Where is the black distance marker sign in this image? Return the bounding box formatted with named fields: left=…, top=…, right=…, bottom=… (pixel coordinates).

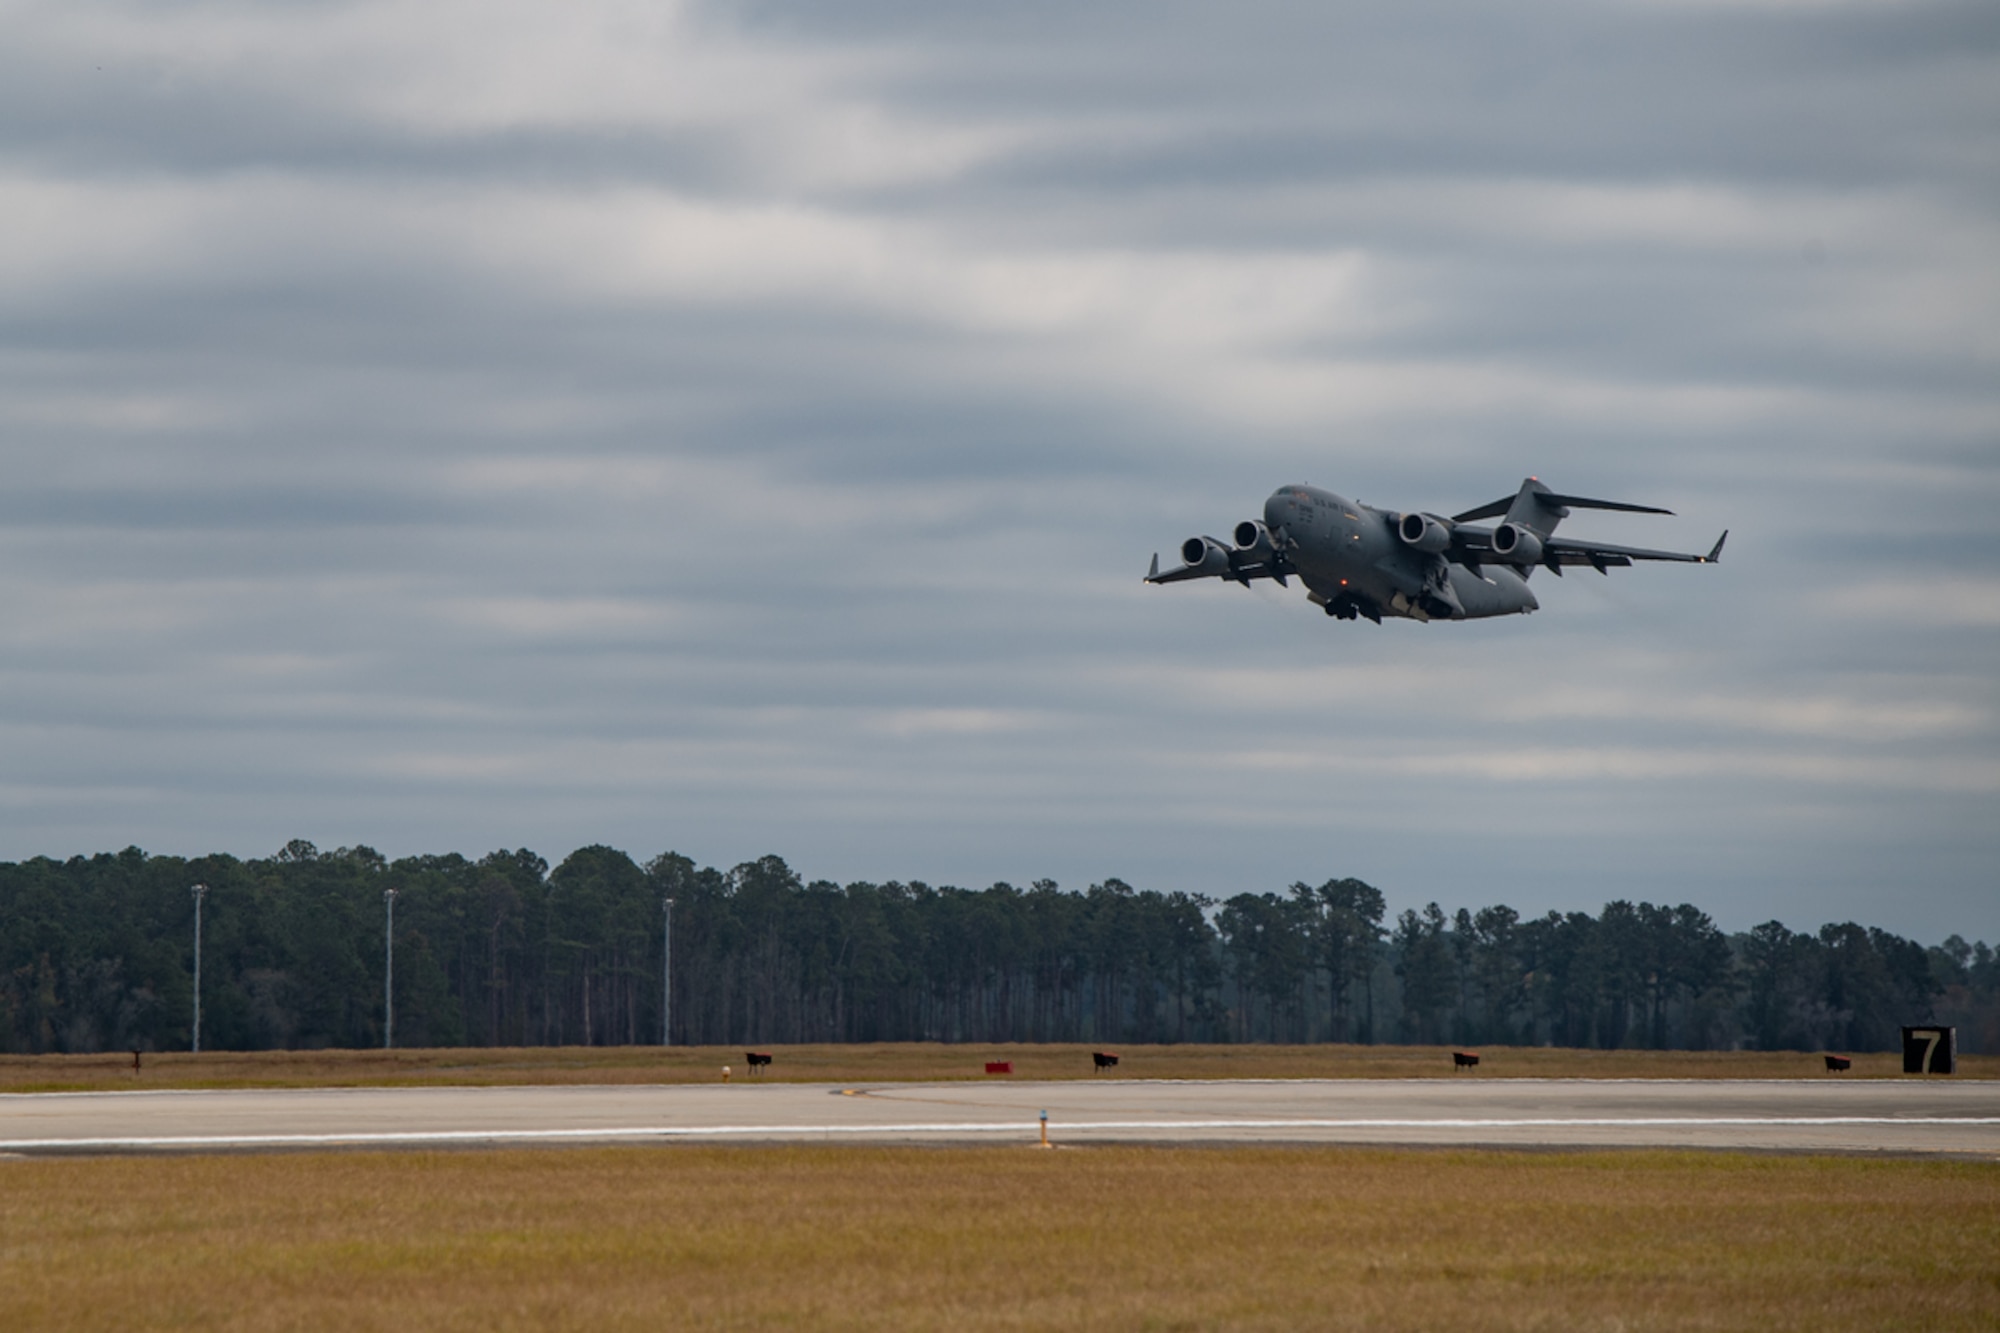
left=1901, top=1026, right=1956, bottom=1075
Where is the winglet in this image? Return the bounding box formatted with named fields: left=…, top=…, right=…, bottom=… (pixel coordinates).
left=1704, top=530, right=1728, bottom=563
left=1146, top=552, right=1160, bottom=582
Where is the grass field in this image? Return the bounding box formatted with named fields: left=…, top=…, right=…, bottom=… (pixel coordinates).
left=1, top=1145, right=1994, bottom=1330
left=5, top=1042, right=1991, bottom=1093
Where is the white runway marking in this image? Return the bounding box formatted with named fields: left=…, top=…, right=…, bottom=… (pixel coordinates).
left=7, top=1115, right=1999, bottom=1153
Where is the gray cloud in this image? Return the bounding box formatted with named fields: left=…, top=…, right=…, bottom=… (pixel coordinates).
left=2, top=0, right=1995, bottom=940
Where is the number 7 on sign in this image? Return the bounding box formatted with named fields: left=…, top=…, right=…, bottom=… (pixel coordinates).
left=1915, top=1029, right=1941, bottom=1074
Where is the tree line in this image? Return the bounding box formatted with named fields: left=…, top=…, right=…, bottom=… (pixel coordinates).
left=2, top=842, right=1994, bottom=1056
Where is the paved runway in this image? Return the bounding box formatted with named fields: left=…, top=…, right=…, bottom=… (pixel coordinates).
left=4, top=1078, right=1996, bottom=1156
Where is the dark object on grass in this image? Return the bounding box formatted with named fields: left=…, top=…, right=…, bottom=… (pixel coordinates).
left=131, top=1050, right=141, bottom=1073
left=985, top=1061, right=1012, bottom=1075
left=1452, top=1051, right=1480, bottom=1070
left=1824, top=1054, right=1851, bottom=1072
left=1092, top=1051, right=1120, bottom=1071
left=745, top=1052, right=772, bottom=1073
left=1901, top=1026, right=1955, bottom=1075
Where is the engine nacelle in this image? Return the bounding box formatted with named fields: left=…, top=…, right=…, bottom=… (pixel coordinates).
left=1398, top=512, right=1452, bottom=554
left=1179, top=536, right=1234, bottom=577
left=1491, top=522, right=1543, bottom=564
left=1233, top=520, right=1278, bottom=559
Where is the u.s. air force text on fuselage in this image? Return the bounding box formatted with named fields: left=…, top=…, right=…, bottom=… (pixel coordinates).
left=1147, top=477, right=1724, bottom=624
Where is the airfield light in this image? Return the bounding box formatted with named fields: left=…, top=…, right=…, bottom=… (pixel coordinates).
left=383, top=887, right=398, bottom=1049
left=662, top=897, right=676, bottom=1046
left=189, top=884, right=208, bottom=1054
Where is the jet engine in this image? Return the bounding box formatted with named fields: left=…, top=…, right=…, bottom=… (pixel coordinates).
left=1397, top=512, right=1452, bottom=553
left=1491, top=522, right=1543, bottom=564
left=1179, top=536, right=1234, bottom=577
left=1232, top=520, right=1278, bottom=560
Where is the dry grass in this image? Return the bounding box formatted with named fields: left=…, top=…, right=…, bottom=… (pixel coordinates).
left=5, top=1042, right=1988, bottom=1093
left=1, top=1145, right=1994, bottom=1330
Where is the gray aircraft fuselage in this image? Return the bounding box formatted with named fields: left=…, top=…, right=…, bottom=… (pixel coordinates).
left=1264, top=484, right=1537, bottom=622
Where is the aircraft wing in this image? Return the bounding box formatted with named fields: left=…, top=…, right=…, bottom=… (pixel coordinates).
left=1145, top=544, right=1293, bottom=586
left=1146, top=554, right=1218, bottom=584
left=1546, top=531, right=1726, bottom=567
left=1448, top=527, right=1726, bottom=573
left=1527, top=532, right=1727, bottom=574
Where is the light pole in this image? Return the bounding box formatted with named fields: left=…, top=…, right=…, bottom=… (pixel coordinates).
left=662, top=897, right=675, bottom=1046
left=383, top=887, right=398, bottom=1050
left=190, top=883, right=208, bottom=1054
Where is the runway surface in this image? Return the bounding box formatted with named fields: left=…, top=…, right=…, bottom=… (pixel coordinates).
left=4, top=1078, right=1996, bottom=1156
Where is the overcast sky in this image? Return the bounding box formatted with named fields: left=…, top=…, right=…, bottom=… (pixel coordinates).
left=3, top=0, right=1996, bottom=940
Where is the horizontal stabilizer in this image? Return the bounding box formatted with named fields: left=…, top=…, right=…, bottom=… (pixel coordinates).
left=1539, top=493, right=1673, bottom=516
left=1450, top=496, right=1514, bottom=523
left=1453, top=480, right=1673, bottom=526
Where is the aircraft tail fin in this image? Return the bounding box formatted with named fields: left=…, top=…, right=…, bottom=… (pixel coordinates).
left=1503, top=480, right=1568, bottom=536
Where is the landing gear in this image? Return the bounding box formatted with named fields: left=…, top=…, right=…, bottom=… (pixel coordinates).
left=1321, top=594, right=1381, bottom=624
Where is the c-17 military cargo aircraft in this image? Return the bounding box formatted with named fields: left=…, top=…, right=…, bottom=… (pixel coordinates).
left=1147, top=476, right=1724, bottom=623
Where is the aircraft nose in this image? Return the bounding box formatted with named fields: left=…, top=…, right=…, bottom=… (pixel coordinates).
left=1264, top=491, right=1289, bottom=529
